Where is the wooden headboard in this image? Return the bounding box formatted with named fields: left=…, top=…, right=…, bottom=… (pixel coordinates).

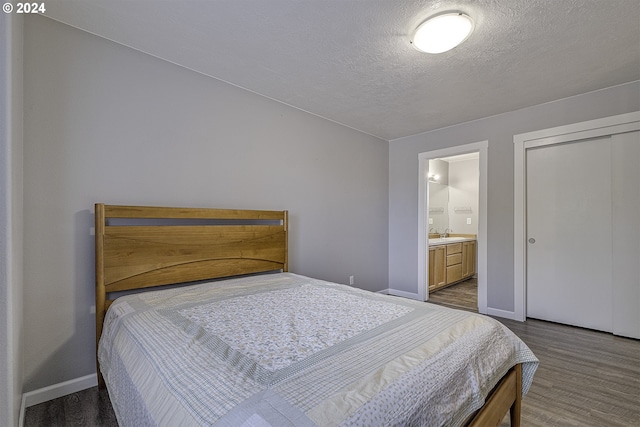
left=94, top=204, right=288, bottom=384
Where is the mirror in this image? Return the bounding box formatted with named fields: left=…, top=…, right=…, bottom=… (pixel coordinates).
left=428, top=181, right=448, bottom=234
left=427, top=154, right=479, bottom=236
left=428, top=158, right=450, bottom=235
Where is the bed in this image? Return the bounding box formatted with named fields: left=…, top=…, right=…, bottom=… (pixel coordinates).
left=95, top=204, right=537, bottom=427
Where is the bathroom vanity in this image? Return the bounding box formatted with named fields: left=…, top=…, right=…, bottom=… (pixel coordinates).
left=428, top=236, right=476, bottom=292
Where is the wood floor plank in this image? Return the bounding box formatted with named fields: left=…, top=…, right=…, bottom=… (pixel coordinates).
left=25, top=387, right=117, bottom=427
left=428, top=278, right=478, bottom=311
left=24, top=396, right=67, bottom=426
left=497, top=318, right=640, bottom=427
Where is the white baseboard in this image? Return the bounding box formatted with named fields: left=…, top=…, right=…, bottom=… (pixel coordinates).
left=376, top=289, right=389, bottom=294
left=387, top=289, right=421, bottom=301
left=486, top=307, right=519, bottom=320
left=18, top=396, right=25, bottom=427
left=21, top=373, right=98, bottom=409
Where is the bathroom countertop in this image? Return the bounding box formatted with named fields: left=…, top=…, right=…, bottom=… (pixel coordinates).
left=428, top=236, right=476, bottom=246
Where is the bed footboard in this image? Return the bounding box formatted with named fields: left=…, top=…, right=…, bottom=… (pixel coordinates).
left=466, top=363, right=522, bottom=427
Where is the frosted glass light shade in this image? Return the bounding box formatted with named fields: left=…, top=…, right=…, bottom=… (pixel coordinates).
left=412, top=12, right=474, bottom=54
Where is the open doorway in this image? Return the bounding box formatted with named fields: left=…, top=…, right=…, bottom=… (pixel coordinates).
left=427, top=153, right=479, bottom=311
left=417, top=141, right=488, bottom=314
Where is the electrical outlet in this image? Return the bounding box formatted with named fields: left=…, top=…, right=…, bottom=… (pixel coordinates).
left=429, top=218, right=433, bottom=224
left=90, top=305, right=96, bottom=314
left=349, top=276, right=354, bottom=285
left=467, top=218, right=472, bottom=225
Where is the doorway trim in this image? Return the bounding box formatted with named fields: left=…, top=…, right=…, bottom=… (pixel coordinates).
left=513, top=111, right=640, bottom=321
left=418, top=141, right=488, bottom=314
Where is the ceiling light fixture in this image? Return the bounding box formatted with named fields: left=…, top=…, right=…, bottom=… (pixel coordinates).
left=411, top=12, right=474, bottom=54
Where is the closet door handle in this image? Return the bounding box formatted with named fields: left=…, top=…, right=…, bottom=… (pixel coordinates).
left=528, top=238, right=536, bottom=244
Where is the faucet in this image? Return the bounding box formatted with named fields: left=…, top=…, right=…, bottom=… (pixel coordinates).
left=442, top=228, right=451, bottom=238
left=429, top=228, right=436, bottom=235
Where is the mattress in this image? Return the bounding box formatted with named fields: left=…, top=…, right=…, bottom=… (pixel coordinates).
left=98, top=273, right=538, bottom=426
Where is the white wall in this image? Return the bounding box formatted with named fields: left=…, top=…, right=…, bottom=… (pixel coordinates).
left=389, top=81, right=640, bottom=312
left=0, top=12, right=24, bottom=427
left=22, top=15, right=389, bottom=391
left=447, top=159, right=478, bottom=235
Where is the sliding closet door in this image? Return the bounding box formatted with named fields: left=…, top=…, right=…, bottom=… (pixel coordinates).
left=612, top=131, right=640, bottom=339
left=526, top=137, right=613, bottom=332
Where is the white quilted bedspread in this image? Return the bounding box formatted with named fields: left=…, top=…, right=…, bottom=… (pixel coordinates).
left=99, top=273, right=538, bottom=427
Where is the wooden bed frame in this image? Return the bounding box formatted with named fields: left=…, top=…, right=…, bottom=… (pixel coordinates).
left=94, top=204, right=521, bottom=427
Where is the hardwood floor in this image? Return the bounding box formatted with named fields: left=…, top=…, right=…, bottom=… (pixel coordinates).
left=25, top=316, right=639, bottom=427
left=428, top=278, right=478, bottom=312
left=24, top=385, right=117, bottom=426
left=497, top=318, right=640, bottom=427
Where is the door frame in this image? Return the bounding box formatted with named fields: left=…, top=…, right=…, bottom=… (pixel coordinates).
left=513, top=111, right=640, bottom=321
left=418, top=141, right=488, bottom=315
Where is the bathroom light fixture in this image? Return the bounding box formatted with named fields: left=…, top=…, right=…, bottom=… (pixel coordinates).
left=411, top=12, right=474, bottom=54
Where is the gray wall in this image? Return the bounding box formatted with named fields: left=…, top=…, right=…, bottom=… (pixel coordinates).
left=389, top=81, right=640, bottom=311
left=23, top=15, right=389, bottom=391
left=0, top=12, right=24, bottom=427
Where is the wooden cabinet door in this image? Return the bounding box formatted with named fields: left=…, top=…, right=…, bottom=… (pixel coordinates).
left=428, top=248, right=436, bottom=290
left=468, top=241, right=476, bottom=277
left=462, top=242, right=470, bottom=278
left=462, top=241, right=476, bottom=278
left=435, top=246, right=446, bottom=288
left=429, top=246, right=446, bottom=290
left=446, top=264, right=462, bottom=284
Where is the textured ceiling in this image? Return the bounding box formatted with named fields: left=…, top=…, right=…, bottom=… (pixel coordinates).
left=42, top=0, right=640, bottom=140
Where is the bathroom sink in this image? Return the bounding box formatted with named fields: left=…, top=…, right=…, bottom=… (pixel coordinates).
left=428, top=237, right=471, bottom=245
